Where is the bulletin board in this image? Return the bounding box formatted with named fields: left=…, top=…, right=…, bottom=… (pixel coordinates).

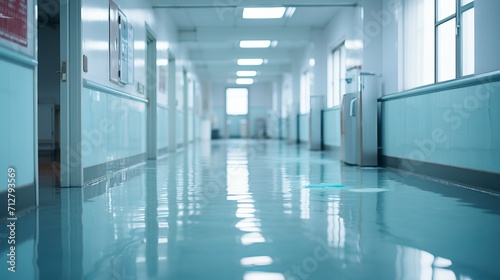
left=109, top=0, right=120, bottom=84
left=127, top=24, right=134, bottom=84
left=109, top=0, right=134, bottom=85
left=118, top=9, right=128, bottom=84
left=0, top=0, right=28, bottom=47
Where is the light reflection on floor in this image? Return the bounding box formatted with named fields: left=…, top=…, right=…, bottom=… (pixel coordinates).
left=1, top=139, right=500, bottom=280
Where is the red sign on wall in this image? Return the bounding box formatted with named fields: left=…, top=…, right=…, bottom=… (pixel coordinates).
left=0, top=0, right=28, bottom=47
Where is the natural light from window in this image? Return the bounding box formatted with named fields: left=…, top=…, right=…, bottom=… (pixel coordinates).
left=226, top=88, right=248, bottom=115
left=461, top=7, right=474, bottom=76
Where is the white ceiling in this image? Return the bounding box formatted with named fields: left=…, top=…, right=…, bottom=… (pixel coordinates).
left=152, top=0, right=359, bottom=84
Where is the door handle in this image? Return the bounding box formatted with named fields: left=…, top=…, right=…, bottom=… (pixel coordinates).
left=349, top=97, right=357, bottom=117
left=58, top=61, right=67, bottom=82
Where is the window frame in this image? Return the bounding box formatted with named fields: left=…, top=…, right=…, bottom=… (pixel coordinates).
left=328, top=42, right=346, bottom=108
left=434, top=0, right=474, bottom=82
left=300, top=70, right=313, bottom=114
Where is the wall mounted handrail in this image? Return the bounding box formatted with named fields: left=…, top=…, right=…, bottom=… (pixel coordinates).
left=83, top=79, right=148, bottom=103
left=379, top=70, right=500, bottom=102
left=322, top=106, right=341, bottom=112
left=157, top=103, right=168, bottom=109
left=0, top=46, right=37, bottom=68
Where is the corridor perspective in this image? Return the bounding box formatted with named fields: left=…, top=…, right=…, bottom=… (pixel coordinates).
left=2, top=139, right=500, bottom=280
left=1, top=0, right=500, bottom=279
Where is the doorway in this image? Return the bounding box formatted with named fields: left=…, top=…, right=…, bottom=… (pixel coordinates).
left=168, top=52, right=177, bottom=151
left=225, top=88, right=249, bottom=138
left=36, top=1, right=67, bottom=278
left=37, top=0, right=62, bottom=187
left=146, top=28, right=157, bottom=159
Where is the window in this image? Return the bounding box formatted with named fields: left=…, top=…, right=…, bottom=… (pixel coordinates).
left=460, top=1, right=474, bottom=76
left=403, top=0, right=435, bottom=89
left=281, top=74, right=292, bottom=118
left=188, top=80, right=194, bottom=109
left=300, top=71, right=313, bottom=114
left=328, top=43, right=346, bottom=108
left=435, top=0, right=474, bottom=81
left=226, top=88, right=248, bottom=115
left=403, top=0, right=474, bottom=88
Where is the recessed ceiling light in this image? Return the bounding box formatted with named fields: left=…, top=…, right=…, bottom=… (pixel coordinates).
left=237, top=71, right=257, bottom=77
left=270, top=41, right=278, bottom=48
left=240, top=40, right=271, bottom=48
left=237, top=59, right=264, bottom=66
left=242, top=7, right=286, bottom=19
left=236, top=78, right=254, bottom=85
left=285, top=7, right=296, bottom=18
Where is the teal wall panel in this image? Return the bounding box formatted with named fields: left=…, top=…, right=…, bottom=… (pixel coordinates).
left=194, top=115, right=200, bottom=140
left=322, top=109, right=341, bottom=147
left=227, top=115, right=247, bottom=138
left=176, top=110, right=183, bottom=145
left=212, top=108, right=225, bottom=137
left=299, top=114, right=309, bottom=143
left=157, top=106, right=168, bottom=150
left=188, top=109, right=194, bottom=141
left=0, top=59, right=35, bottom=192
left=249, top=107, right=268, bottom=138
left=81, top=88, right=147, bottom=168
left=381, top=80, right=500, bottom=174
left=280, top=117, right=288, bottom=139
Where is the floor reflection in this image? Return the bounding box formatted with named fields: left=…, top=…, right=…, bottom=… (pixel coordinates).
left=1, top=140, right=500, bottom=280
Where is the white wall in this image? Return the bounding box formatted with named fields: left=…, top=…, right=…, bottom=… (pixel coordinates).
left=81, top=0, right=191, bottom=96
left=287, top=6, right=363, bottom=145
left=381, top=0, right=402, bottom=95
left=281, top=73, right=292, bottom=118
left=325, top=7, right=363, bottom=69
left=249, top=82, right=273, bottom=137
left=312, top=29, right=328, bottom=99
left=361, top=0, right=383, bottom=76
left=475, top=0, right=500, bottom=75
left=267, top=79, right=281, bottom=138
left=79, top=0, right=200, bottom=169
left=281, top=73, right=293, bottom=140
left=210, top=82, right=273, bottom=138
left=210, top=83, right=225, bottom=136
left=249, top=82, right=273, bottom=108
left=285, top=49, right=306, bottom=143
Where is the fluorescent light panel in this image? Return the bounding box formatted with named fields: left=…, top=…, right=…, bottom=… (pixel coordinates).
left=236, top=78, right=254, bottom=85
left=285, top=7, right=296, bottom=18
left=240, top=40, right=271, bottom=48
left=237, top=59, right=264, bottom=65
left=242, top=7, right=286, bottom=19
left=237, top=71, right=257, bottom=77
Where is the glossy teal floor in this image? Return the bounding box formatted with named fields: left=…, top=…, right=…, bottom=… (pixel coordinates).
left=2, top=139, right=500, bottom=280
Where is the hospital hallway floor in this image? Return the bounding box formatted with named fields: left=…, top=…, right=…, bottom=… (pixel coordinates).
left=2, top=139, right=500, bottom=280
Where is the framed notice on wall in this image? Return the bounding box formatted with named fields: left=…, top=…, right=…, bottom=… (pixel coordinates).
left=118, top=9, right=128, bottom=85
left=109, top=0, right=120, bottom=84
left=0, top=0, right=28, bottom=47
left=127, top=24, right=134, bottom=84
left=109, top=0, right=134, bottom=85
